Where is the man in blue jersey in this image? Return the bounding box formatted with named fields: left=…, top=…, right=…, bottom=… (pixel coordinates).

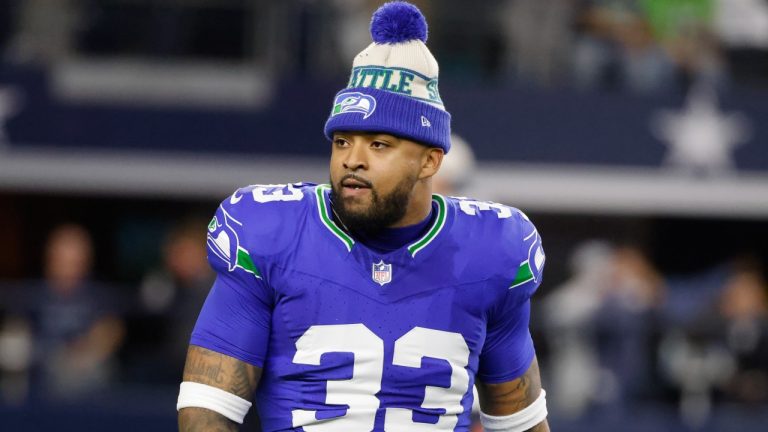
left=177, top=2, right=549, bottom=431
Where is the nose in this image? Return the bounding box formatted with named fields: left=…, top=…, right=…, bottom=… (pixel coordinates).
left=342, top=140, right=368, bottom=171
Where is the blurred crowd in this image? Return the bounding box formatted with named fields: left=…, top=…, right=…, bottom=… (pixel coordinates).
left=0, top=0, right=767, bottom=94
left=541, top=241, right=768, bottom=428
left=0, top=220, right=213, bottom=408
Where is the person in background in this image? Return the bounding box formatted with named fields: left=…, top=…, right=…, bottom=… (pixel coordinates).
left=572, top=0, right=677, bottom=94
left=545, top=241, right=667, bottom=417
left=31, top=223, right=125, bottom=401
left=498, top=0, right=575, bottom=86
left=4, top=0, right=83, bottom=64
left=716, top=264, right=768, bottom=405
left=432, top=133, right=477, bottom=197
left=659, top=260, right=767, bottom=427
left=138, top=220, right=214, bottom=383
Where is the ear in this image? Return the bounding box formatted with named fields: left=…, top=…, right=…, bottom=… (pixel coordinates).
left=419, top=147, right=444, bottom=180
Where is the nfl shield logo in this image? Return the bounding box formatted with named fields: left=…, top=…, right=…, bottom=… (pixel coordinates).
left=372, top=260, right=392, bottom=286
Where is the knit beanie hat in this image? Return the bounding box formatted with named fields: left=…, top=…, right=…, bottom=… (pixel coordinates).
left=324, top=1, right=451, bottom=153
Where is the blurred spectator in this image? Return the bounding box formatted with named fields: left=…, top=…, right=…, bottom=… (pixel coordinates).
left=498, top=0, right=575, bottom=86
left=571, top=0, right=731, bottom=94
left=717, top=265, right=768, bottom=404
left=328, top=0, right=381, bottom=68
left=642, top=0, right=727, bottom=90
left=592, top=245, right=667, bottom=407
left=432, top=133, right=477, bottom=196
left=4, top=0, right=83, bottom=64
left=658, top=261, right=768, bottom=427
left=715, top=0, right=768, bottom=48
left=543, top=241, right=611, bottom=416
left=658, top=328, right=734, bottom=428
left=0, top=315, right=32, bottom=405
left=715, top=0, right=768, bottom=85
left=137, top=219, right=213, bottom=383
left=572, top=1, right=677, bottom=94
left=0, top=86, right=22, bottom=147
left=317, top=0, right=432, bottom=77
left=31, top=224, right=125, bottom=401
left=544, top=241, right=667, bottom=417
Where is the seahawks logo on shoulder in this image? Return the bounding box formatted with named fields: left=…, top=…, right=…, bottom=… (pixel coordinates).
left=332, top=92, right=377, bottom=119
left=510, top=226, right=545, bottom=290
left=207, top=209, right=261, bottom=278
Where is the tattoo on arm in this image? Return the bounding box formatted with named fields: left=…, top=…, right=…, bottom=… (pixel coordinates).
left=178, top=345, right=262, bottom=431
left=476, top=356, right=550, bottom=432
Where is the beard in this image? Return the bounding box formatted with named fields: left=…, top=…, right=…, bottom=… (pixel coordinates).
left=330, top=174, right=417, bottom=234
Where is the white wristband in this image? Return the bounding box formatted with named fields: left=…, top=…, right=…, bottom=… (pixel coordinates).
left=480, top=389, right=547, bottom=432
left=177, top=381, right=252, bottom=424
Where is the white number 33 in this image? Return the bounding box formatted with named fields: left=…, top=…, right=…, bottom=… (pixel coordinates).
left=292, top=324, right=470, bottom=431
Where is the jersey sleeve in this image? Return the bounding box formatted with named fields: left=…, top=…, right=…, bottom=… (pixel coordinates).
left=189, top=196, right=274, bottom=368
left=477, top=299, right=534, bottom=383
left=477, top=210, right=545, bottom=383
left=506, top=210, right=545, bottom=304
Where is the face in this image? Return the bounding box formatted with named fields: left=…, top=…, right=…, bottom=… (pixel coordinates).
left=44, top=225, right=93, bottom=294
left=329, top=132, right=438, bottom=233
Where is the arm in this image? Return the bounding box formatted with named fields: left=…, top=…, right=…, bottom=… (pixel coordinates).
left=178, top=193, right=276, bottom=430
left=476, top=356, right=549, bottom=432
left=64, top=315, right=125, bottom=370
left=178, top=345, right=262, bottom=432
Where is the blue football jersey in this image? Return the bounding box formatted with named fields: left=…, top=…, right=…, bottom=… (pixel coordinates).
left=191, top=183, right=545, bottom=432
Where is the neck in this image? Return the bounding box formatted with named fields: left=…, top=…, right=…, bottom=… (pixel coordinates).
left=353, top=205, right=435, bottom=254
left=390, top=181, right=433, bottom=228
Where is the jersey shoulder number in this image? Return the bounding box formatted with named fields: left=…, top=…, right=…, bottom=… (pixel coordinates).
left=447, top=196, right=545, bottom=296
left=207, top=182, right=315, bottom=275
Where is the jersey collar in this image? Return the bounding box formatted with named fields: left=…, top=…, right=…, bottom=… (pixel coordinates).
left=314, top=184, right=448, bottom=258
left=315, top=184, right=354, bottom=251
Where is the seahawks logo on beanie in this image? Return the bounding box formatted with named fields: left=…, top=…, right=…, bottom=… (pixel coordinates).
left=333, top=92, right=377, bottom=119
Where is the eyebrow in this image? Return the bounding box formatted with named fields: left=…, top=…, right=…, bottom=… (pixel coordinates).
left=334, top=132, right=399, bottom=144
left=371, top=134, right=398, bottom=144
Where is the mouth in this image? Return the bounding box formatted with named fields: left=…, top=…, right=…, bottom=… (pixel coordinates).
left=339, top=175, right=372, bottom=199
left=341, top=175, right=372, bottom=190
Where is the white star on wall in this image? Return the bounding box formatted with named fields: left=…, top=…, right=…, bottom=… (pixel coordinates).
left=651, top=84, right=751, bottom=175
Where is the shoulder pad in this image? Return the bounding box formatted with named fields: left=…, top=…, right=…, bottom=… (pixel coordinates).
left=447, top=196, right=545, bottom=300
left=207, top=183, right=315, bottom=271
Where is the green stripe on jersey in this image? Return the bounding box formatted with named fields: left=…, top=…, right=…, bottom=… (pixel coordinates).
left=407, top=194, right=447, bottom=257
left=315, top=185, right=354, bottom=251
left=236, top=247, right=262, bottom=278
left=510, top=261, right=533, bottom=289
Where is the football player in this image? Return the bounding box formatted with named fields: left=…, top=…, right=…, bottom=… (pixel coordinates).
left=178, top=2, right=549, bottom=431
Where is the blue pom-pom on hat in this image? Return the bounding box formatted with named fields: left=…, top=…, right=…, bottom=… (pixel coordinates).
left=370, top=1, right=428, bottom=44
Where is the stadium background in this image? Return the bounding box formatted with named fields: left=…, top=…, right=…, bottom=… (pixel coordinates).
left=0, top=1, right=767, bottom=431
